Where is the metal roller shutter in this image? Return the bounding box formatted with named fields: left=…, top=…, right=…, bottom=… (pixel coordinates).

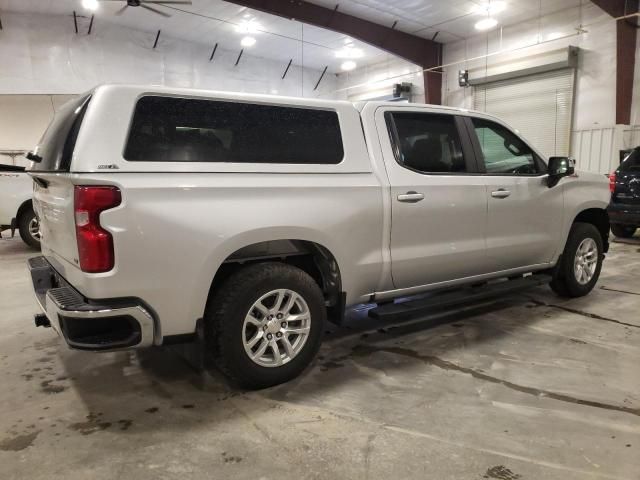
left=473, top=69, right=575, bottom=158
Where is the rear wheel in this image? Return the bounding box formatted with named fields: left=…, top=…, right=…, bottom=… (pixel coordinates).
left=550, top=222, right=603, bottom=298
left=205, top=262, right=325, bottom=389
left=18, top=205, right=41, bottom=250
left=611, top=224, right=637, bottom=238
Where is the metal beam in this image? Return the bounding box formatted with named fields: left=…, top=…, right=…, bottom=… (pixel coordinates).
left=591, top=0, right=639, bottom=125
left=223, top=0, right=442, bottom=104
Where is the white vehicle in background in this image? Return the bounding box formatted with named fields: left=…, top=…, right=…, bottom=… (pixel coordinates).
left=0, top=164, right=40, bottom=249
left=28, top=85, right=610, bottom=389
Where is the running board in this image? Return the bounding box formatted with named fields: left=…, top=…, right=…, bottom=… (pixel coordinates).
left=368, top=274, right=552, bottom=320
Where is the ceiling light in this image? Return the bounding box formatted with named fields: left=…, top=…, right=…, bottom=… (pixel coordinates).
left=335, top=46, right=364, bottom=59
left=341, top=61, right=357, bottom=71
left=235, top=20, right=261, bottom=34
left=475, top=18, right=499, bottom=31
left=471, top=1, right=506, bottom=15
left=240, top=36, right=256, bottom=47
left=270, top=89, right=279, bottom=94
left=82, top=0, right=98, bottom=11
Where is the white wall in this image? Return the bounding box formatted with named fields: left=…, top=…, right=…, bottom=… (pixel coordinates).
left=443, top=2, right=617, bottom=132
left=0, top=12, right=337, bottom=98
left=0, top=94, right=75, bottom=166
left=442, top=1, right=640, bottom=172
left=0, top=11, right=340, bottom=166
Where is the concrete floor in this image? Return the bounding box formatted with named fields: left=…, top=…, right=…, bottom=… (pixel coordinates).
left=0, top=234, right=639, bottom=480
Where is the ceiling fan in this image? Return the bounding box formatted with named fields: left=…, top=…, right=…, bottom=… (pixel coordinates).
left=98, top=0, right=193, bottom=18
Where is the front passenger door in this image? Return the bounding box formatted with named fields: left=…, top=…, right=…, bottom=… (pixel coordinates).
left=467, top=117, right=564, bottom=272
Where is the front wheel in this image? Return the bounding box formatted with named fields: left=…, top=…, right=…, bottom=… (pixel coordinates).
left=205, top=262, right=325, bottom=389
left=550, top=222, right=603, bottom=298
left=18, top=205, right=41, bottom=250
left=611, top=224, right=637, bottom=238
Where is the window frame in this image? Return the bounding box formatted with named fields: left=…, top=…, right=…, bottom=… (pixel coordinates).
left=384, top=111, right=481, bottom=176
left=463, top=116, right=548, bottom=177
left=122, top=94, right=346, bottom=165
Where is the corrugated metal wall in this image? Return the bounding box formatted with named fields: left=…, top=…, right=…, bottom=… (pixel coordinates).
left=571, top=126, right=640, bottom=174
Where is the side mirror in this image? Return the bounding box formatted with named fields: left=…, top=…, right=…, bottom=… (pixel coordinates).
left=547, top=156, right=575, bottom=188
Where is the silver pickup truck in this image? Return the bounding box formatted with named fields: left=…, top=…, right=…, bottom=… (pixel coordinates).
left=27, top=85, right=610, bottom=388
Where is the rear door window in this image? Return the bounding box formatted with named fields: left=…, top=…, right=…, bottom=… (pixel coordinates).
left=124, top=96, right=344, bottom=164
left=386, top=112, right=469, bottom=174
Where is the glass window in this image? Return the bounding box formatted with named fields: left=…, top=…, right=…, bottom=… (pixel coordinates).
left=619, top=148, right=640, bottom=172
left=472, top=118, right=541, bottom=175
left=390, top=112, right=467, bottom=174
left=31, top=95, right=91, bottom=172
left=124, top=96, right=344, bottom=164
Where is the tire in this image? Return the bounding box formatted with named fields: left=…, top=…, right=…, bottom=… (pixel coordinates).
left=18, top=205, right=41, bottom=250
left=549, top=222, right=603, bottom=298
left=610, top=224, right=637, bottom=238
left=204, top=262, right=325, bottom=389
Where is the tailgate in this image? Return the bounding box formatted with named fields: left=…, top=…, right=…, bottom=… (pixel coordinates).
left=28, top=94, right=92, bottom=270
left=32, top=174, right=79, bottom=268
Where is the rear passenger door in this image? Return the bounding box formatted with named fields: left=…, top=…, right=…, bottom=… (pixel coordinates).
left=465, top=116, right=564, bottom=271
left=378, top=108, right=489, bottom=289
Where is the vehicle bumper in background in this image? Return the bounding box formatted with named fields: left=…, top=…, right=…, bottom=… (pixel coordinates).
left=27, top=256, right=155, bottom=351
left=607, top=203, right=640, bottom=226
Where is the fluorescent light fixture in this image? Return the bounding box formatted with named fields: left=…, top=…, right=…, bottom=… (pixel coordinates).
left=546, top=31, right=564, bottom=40
left=341, top=61, right=357, bottom=71
left=270, top=89, right=279, bottom=94
left=241, top=36, right=256, bottom=47
left=235, top=20, right=261, bottom=34
left=82, top=0, right=98, bottom=11
left=475, top=18, right=499, bottom=30
left=471, top=1, right=506, bottom=15
left=335, top=46, right=364, bottom=59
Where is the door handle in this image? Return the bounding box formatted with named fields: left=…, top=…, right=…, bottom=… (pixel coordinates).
left=397, top=191, right=425, bottom=203
left=491, top=189, right=511, bottom=199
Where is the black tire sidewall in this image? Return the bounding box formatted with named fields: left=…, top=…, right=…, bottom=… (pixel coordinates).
left=18, top=206, right=40, bottom=250
left=611, top=224, right=636, bottom=238
left=557, top=223, right=603, bottom=297
left=207, top=263, right=325, bottom=389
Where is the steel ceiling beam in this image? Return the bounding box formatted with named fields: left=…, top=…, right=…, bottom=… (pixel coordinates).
left=223, top=0, right=443, bottom=104
left=591, top=0, right=639, bottom=125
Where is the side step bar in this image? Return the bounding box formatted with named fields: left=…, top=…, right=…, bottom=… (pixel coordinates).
left=368, top=274, right=552, bottom=320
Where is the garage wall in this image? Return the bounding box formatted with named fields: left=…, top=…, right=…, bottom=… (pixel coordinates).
left=441, top=1, right=639, bottom=172
left=0, top=94, right=77, bottom=167
left=0, top=12, right=337, bottom=97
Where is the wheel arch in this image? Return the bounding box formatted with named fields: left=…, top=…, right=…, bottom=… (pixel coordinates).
left=573, top=207, right=610, bottom=253
left=201, top=237, right=345, bottom=326
left=16, top=199, right=33, bottom=223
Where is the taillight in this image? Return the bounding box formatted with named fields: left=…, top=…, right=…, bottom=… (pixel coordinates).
left=74, top=186, right=121, bottom=273
left=609, top=172, right=616, bottom=193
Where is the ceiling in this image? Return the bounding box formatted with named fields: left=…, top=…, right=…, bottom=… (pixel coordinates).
left=309, top=0, right=584, bottom=43
left=0, top=0, right=584, bottom=72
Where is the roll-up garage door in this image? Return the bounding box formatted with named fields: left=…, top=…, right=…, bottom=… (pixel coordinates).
left=473, top=69, right=575, bottom=158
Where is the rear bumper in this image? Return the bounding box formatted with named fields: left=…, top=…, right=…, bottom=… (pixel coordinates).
left=608, top=203, right=640, bottom=226
left=28, top=256, right=155, bottom=351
